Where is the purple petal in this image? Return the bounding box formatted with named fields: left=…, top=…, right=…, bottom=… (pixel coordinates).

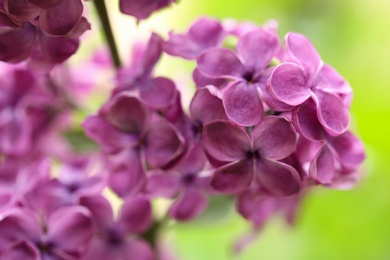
left=0, top=25, right=35, bottom=63
left=315, top=64, right=352, bottom=94
left=28, top=0, right=61, bottom=8
left=108, top=149, right=146, bottom=197
left=47, top=206, right=93, bottom=252
left=67, top=16, right=90, bottom=38
left=137, top=33, right=163, bottom=76
left=237, top=28, right=279, bottom=72
left=285, top=32, right=322, bottom=78
left=100, top=93, right=149, bottom=134
left=293, top=98, right=324, bottom=141
left=0, top=208, right=41, bottom=251
left=256, top=159, right=301, bottom=196
left=0, top=113, right=31, bottom=155
left=313, top=89, right=350, bottom=136
left=119, top=196, right=152, bottom=234
left=223, top=81, right=264, bottom=126
left=145, top=173, right=180, bottom=198
left=82, top=115, right=133, bottom=153
left=38, top=31, right=79, bottom=63
left=197, top=48, right=245, bottom=78
left=190, top=86, right=227, bottom=124
left=4, top=0, right=40, bottom=21
left=143, top=120, right=185, bottom=169
left=192, top=68, right=227, bottom=88
left=39, top=0, right=83, bottom=36
left=121, top=239, right=154, bottom=260
left=202, top=120, right=250, bottom=162
left=268, top=62, right=310, bottom=106
left=211, top=160, right=253, bottom=194
left=2, top=240, right=40, bottom=260
left=252, top=116, right=297, bottom=160
left=327, top=131, right=366, bottom=173
left=309, top=144, right=336, bottom=184
left=176, top=143, right=207, bottom=174
left=79, top=195, right=113, bottom=231
left=119, top=0, right=171, bottom=20
left=140, top=77, right=177, bottom=109
left=169, top=187, right=208, bottom=221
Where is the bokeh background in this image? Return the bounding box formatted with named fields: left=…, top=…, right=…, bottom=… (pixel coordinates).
left=85, top=0, right=390, bottom=259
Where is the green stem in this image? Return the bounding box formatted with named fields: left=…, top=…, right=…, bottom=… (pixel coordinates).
left=93, top=0, right=121, bottom=68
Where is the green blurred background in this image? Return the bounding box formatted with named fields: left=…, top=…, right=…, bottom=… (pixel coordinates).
left=101, top=0, right=390, bottom=259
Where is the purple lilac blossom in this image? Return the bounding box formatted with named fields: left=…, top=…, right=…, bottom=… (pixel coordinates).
left=119, top=0, right=176, bottom=21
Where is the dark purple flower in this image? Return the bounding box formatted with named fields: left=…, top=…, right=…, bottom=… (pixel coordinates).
left=197, top=28, right=280, bottom=126
left=120, top=0, right=176, bottom=21
left=0, top=10, right=89, bottom=69
left=146, top=144, right=210, bottom=221
left=0, top=206, right=93, bottom=259
left=3, top=0, right=85, bottom=36
left=202, top=116, right=301, bottom=196
left=267, top=33, right=351, bottom=136
left=80, top=194, right=154, bottom=260
left=83, top=93, right=186, bottom=197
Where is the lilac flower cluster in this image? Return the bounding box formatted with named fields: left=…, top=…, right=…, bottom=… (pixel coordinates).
left=0, top=3, right=365, bottom=258
left=0, top=0, right=89, bottom=70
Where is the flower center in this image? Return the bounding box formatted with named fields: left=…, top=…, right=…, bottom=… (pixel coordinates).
left=245, top=149, right=260, bottom=160
left=181, top=172, right=197, bottom=186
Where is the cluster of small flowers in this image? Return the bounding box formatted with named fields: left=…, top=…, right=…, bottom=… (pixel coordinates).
left=0, top=4, right=365, bottom=259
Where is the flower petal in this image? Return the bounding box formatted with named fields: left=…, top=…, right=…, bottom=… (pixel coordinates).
left=211, top=160, right=253, bottom=194
left=140, top=77, right=177, bottom=109
left=285, top=32, right=322, bottom=78
left=252, top=116, right=297, bottom=160
left=327, top=131, right=366, bottom=173
left=309, top=144, right=336, bottom=184
left=121, top=239, right=154, bottom=260
left=145, top=173, right=180, bottom=198
left=4, top=0, right=40, bottom=21
left=293, top=98, right=324, bottom=141
left=237, top=28, right=279, bottom=72
left=143, top=120, right=185, bottom=169
left=38, top=31, right=79, bottom=63
left=192, top=68, right=227, bottom=88
left=39, top=0, right=83, bottom=36
left=79, top=195, right=113, bottom=231
left=28, top=0, right=61, bottom=9
left=108, top=149, right=146, bottom=198
left=190, top=86, right=227, bottom=124
left=268, top=62, right=310, bottom=106
left=169, top=187, right=208, bottom=221
left=0, top=26, right=35, bottom=63
left=100, top=93, right=149, bottom=135
left=202, top=120, right=250, bottom=162
left=119, top=196, right=152, bottom=234
left=197, top=48, right=245, bottom=78
left=314, top=89, right=350, bottom=136
left=223, top=81, right=264, bottom=126
left=2, top=240, right=40, bottom=260
left=256, top=159, right=301, bottom=196
left=47, top=206, right=93, bottom=253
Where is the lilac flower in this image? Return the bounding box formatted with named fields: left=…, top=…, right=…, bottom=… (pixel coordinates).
left=267, top=33, right=351, bottom=136
left=202, top=116, right=301, bottom=196
left=163, top=17, right=225, bottom=59
left=3, top=0, right=85, bottom=36
left=120, top=0, right=176, bottom=21
left=80, top=195, right=153, bottom=260
left=0, top=206, right=93, bottom=259
left=115, top=33, right=178, bottom=110
left=146, top=144, right=210, bottom=221
left=83, top=92, right=186, bottom=197
left=197, top=28, right=280, bottom=126
left=0, top=10, right=89, bottom=69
